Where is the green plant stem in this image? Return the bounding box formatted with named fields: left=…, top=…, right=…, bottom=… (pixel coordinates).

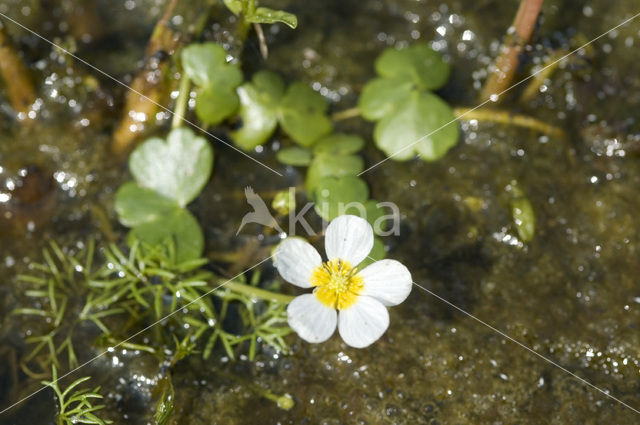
left=452, top=107, right=566, bottom=139
left=223, top=281, right=294, bottom=304
left=331, top=106, right=360, bottom=121
left=331, top=105, right=564, bottom=138
left=171, top=75, right=191, bottom=128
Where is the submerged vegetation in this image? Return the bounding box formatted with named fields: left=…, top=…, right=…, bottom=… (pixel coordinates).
left=1, top=0, right=640, bottom=423
left=42, top=366, right=111, bottom=425
left=17, top=239, right=293, bottom=371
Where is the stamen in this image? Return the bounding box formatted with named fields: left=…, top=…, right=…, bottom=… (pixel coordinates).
left=311, top=259, right=364, bottom=310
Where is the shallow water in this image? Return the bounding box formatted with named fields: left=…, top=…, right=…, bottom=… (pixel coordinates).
left=2, top=0, right=640, bottom=423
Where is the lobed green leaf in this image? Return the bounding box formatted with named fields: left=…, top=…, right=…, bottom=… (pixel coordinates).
left=232, top=71, right=284, bottom=150
left=373, top=91, right=459, bottom=161
left=278, top=82, right=332, bottom=146
left=375, top=43, right=450, bottom=90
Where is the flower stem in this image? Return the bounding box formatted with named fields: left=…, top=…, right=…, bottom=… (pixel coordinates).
left=171, top=74, right=191, bottom=129
left=223, top=281, right=295, bottom=304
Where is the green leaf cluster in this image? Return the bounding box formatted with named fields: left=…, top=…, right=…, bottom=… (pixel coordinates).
left=232, top=71, right=333, bottom=150
left=276, top=133, right=387, bottom=262
left=115, top=127, right=213, bottom=263
left=181, top=43, right=243, bottom=126
left=358, top=43, right=459, bottom=161
left=14, top=241, right=121, bottom=377
left=223, top=0, right=298, bottom=28
left=17, top=240, right=292, bottom=373
left=43, top=366, right=112, bottom=425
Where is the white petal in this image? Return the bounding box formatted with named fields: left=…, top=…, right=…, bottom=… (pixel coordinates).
left=287, top=294, right=337, bottom=343
left=275, top=238, right=321, bottom=288
left=338, top=296, right=389, bottom=348
left=360, top=259, right=412, bottom=306
left=325, top=215, right=374, bottom=266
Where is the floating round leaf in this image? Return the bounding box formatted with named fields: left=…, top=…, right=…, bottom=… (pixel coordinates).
left=312, top=133, right=365, bottom=155
left=358, top=78, right=412, bottom=121
left=232, top=71, right=285, bottom=150
left=129, top=128, right=214, bottom=207
left=373, top=91, right=459, bottom=161
left=181, top=43, right=242, bottom=89
left=195, top=86, right=240, bottom=126
left=312, top=175, right=369, bottom=221
left=279, top=82, right=332, bottom=147
left=115, top=182, right=179, bottom=227
left=375, top=43, right=450, bottom=90
left=305, top=154, right=364, bottom=194
left=128, top=208, right=204, bottom=263
left=181, top=43, right=242, bottom=125
left=276, top=147, right=312, bottom=166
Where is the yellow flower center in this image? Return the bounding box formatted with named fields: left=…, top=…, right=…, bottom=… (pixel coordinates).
left=310, top=259, right=364, bottom=310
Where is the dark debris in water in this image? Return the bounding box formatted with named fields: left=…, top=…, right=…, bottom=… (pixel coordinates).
left=2, top=0, right=640, bottom=423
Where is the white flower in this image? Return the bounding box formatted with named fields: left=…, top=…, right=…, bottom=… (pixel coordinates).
left=275, top=215, right=412, bottom=348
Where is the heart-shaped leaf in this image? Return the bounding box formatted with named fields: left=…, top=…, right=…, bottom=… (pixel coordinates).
left=305, top=154, right=364, bottom=194
left=279, top=82, right=332, bottom=146
left=247, top=7, right=298, bottom=29
left=115, top=182, right=179, bottom=227
left=232, top=71, right=285, bottom=150
left=312, top=133, right=365, bottom=155
left=129, top=128, right=214, bottom=206
left=312, top=175, right=369, bottom=221
left=276, top=147, right=312, bottom=166
left=373, top=91, right=458, bottom=161
left=375, top=43, right=450, bottom=90
left=181, top=43, right=242, bottom=89
left=128, top=208, right=204, bottom=263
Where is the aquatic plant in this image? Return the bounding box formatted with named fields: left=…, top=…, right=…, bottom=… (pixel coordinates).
left=16, top=238, right=294, bottom=376
left=275, top=215, right=412, bottom=347
left=223, top=0, right=298, bottom=30
left=15, top=241, right=122, bottom=377
left=42, top=366, right=111, bottom=425
left=181, top=43, right=244, bottom=126
left=114, top=127, right=213, bottom=262
left=359, top=43, right=459, bottom=161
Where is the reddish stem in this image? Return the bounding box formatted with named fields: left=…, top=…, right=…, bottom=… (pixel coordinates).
left=479, top=0, right=544, bottom=102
